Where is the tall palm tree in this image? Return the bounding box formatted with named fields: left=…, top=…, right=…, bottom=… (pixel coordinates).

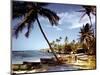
left=56, top=37, right=62, bottom=44
left=50, top=40, right=55, bottom=49
left=78, top=5, right=96, bottom=26
left=56, top=38, right=60, bottom=53
left=12, top=1, right=60, bottom=62
left=79, top=23, right=94, bottom=53
left=59, top=37, right=62, bottom=40
left=64, top=36, right=68, bottom=44
left=78, top=5, right=96, bottom=54
left=56, top=39, right=60, bottom=44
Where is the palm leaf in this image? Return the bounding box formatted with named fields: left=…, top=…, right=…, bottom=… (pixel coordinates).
left=39, top=8, right=60, bottom=25
left=12, top=1, right=49, bottom=19
left=14, top=9, right=37, bottom=38
left=79, top=12, right=86, bottom=22
left=77, top=10, right=86, bottom=12
left=13, top=1, right=59, bottom=38
left=12, top=1, right=29, bottom=18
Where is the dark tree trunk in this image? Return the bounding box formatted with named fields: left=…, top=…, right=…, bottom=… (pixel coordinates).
left=88, top=15, right=92, bottom=26
left=36, top=17, right=60, bottom=63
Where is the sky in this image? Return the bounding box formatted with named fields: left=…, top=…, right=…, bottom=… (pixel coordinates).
left=12, top=2, right=95, bottom=51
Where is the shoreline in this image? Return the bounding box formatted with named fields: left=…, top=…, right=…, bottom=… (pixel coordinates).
left=12, top=54, right=96, bottom=74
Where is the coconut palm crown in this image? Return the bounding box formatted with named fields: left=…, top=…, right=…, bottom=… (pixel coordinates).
left=78, top=5, right=96, bottom=26
left=79, top=23, right=94, bottom=51
left=12, top=1, right=60, bottom=38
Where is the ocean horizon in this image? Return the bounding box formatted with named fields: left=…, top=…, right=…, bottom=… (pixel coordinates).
left=12, top=50, right=54, bottom=64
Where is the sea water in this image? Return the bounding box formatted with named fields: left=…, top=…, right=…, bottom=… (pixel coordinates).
left=12, top=50, right=54, bottom=64
left=12, top=50, right=80, bottom=71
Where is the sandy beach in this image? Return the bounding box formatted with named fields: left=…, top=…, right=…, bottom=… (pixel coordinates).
left=12, top=54, right=96, bottom=74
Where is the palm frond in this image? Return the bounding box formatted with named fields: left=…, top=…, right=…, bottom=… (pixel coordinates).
left=78, top=5, right=96, bottom=26
left=14, top=9, right=37, bottom=38
left=12, top=1, right=49, bottom=19
left=13, top=1, right=59, bottom=38
left=39, top=8, right=60, bottom=26
left=79, top=12, right=86, bottom=22
left=77, top=10, right=86, bottom=12
left=79, top=23, right=94, bottom=43
left=15, top=22, right=25, bottom=38
left=25, top=22, right=33, bottom=37
left=12, top=1, right=28, bottom=18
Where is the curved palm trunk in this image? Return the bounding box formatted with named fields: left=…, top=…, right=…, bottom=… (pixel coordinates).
left=36, top=17, right=60, bottom=63
left=94, top=14, right=96, bottom=37
left=88, top=15, right=92, bottom=26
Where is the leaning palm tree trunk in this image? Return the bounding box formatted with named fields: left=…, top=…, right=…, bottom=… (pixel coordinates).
left=88, top=15, right=92, bottom=26
left=36, top=17, right=60, bottom=63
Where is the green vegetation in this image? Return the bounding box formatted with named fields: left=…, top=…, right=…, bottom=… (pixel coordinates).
left=47, top=23, right=96, bottom=55
left=12, top=1, right=96, bottom=73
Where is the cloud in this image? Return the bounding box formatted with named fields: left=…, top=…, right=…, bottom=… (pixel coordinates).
left=58, top=12, right=74, bottom=25
left=57, top=11, right=95, bottom=29
left=35, top=11, right=95, bottom=30
left=53, top=26, right=62, bottom=31
left=46, top=25, right=62, bottom=31
left=69, top=23, right=82, bottom=29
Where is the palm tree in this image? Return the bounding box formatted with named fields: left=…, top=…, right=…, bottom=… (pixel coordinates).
left=56, top=39, right=60, bottom=43
left=12, top=1, right=60, bottom=62
left=64, top=36, right=68, bottom=44
left=59, top=37, right=62, bottom=40
left=56, top=37, right=62, bottom=44
left=78, top=5, right=96, bottom=26
left=79, top=23, right=94, bottom=54
left=56, top=37, right=62, bottom=53
left=50, top=40, right=55, bottom=50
